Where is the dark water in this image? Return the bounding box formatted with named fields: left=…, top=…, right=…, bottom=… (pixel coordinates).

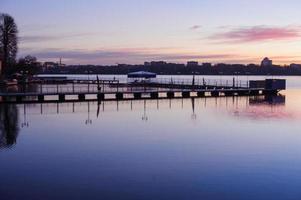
left=1, top=76, right=301, bottom=200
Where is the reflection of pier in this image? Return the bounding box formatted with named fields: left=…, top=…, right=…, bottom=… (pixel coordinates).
left=0, top=78, right=286, bottom=104
left=249, top=95, right=286, bottom=105
left=17, top=94, right=285, bottom=118
left=231, top=94, right=287, bottom=120
left=0, top=94, right=288, bottom=149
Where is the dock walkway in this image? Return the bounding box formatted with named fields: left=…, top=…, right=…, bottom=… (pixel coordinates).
left=0, top=78, right=285, bottom=103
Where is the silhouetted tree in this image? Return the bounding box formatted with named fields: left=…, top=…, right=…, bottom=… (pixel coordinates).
left=0, top=104, right=19, bottom=149
left=16, top=55, right=40, bottom=75
left=0, top=13, right=18, bottom=76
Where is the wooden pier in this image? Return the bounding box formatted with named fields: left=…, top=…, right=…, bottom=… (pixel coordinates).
left=0, top=78, right=286, bottom=104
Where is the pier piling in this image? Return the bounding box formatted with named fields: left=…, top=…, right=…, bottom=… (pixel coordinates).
left=182, top=91, right=190, bottom=98
left=167, top=91, right=175, bottom=98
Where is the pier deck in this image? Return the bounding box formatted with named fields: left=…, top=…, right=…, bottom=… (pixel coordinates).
left=0, top=78, right=285, bottom=104
left=0, top=88, right=279, bottom=104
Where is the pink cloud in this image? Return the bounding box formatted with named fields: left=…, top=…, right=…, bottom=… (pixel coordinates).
left=190, top=25, right=202, bottom=30
left=209, top=26, right=301, bottom=43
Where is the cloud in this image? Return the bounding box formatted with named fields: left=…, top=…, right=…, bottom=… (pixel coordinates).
left=190, top=25, right=202, bottom=30
left=20, top=36, right=60, bottom=43
left=19, top=32, right=97, bottom=43
left=209, top=26, right=301, bottom=43
left=19, top=48, right=237, bottom=65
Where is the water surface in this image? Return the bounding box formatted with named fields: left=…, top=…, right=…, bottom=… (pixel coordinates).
left=1, top=76, right=301, bottom=200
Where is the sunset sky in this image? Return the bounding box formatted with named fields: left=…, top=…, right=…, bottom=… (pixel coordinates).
left=2, top=0, right=301, bottom=65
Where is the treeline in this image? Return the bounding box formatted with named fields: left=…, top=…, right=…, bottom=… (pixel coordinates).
left=42, top=63, right=301, bottom=76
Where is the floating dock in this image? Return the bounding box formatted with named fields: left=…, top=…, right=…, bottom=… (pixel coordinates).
left=0, top=78, right=286, bottom=104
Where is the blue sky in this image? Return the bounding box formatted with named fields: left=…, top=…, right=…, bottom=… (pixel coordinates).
left=2, top=0, right=301, bottom=65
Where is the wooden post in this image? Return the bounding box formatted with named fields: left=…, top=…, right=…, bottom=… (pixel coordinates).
left=38, top=95, right=44, bottom=102
left=117, top=80, right=119, bottom=93
left=134, top=92, right=142, bottom=99
left=167, top=91, right=175, bottom=98
left=182, top=91, right=190, bottom=98
left=103, top=81, right=105, bottom=93
left=97, top=75, right=101, bottom=93
left=78, top=94, right=85, bottom=101
left=59, top=94, right=65, bottom=101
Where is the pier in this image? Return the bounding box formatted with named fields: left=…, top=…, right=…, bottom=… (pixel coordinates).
left=0, top=78, right=286, bottom=104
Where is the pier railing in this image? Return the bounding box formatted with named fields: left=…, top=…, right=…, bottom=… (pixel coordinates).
left=1, top=77, right=250, bottom=95
left=36, top=75, right=249, bottom=87
left=146, top=77, right=249, bottom=88
left=0, top=78, right=286, bottom=103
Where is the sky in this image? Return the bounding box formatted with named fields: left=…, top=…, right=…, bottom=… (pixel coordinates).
left=2, top=0, right=301, bottom=65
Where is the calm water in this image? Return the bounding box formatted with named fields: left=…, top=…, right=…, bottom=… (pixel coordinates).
left=1, top=76, right=301, bottom=200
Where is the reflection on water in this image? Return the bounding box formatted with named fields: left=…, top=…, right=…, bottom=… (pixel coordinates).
left=0, top=104, right=19, bottom=149
left=232, top=95, right=290, bottom=120
left=2, top=91, right=301, bottom=200
left=0, top=94, right=286, bottom=150
left=0, top=83, right=38, bottom=93
left=250, top=95, right=286, bottom=105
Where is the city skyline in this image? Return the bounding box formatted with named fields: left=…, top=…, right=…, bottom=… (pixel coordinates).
left=2, top=0, right=301, bottom=65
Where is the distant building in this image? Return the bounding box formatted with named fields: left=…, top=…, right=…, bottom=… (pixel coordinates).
left=202, top=63, right=212, bottom=67
left=290, top=63, right=301, bottom=69
left=117, top=64, right=128, bottom=67
left=58, top=58, right=66, bottom=67
left=247, top=63, right=257, bottom=67
left=144, top=62, right=151, bottom=66
left=187, top=61, right=199, bottom=67
left=150, top=61, right=167, bottom=66
left=44, top=62, right=58, bottom=69
left=261, top=57, right=273, bottom=67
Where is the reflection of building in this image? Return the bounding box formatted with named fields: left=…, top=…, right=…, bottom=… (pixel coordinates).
left=249, top=95, right=286, bottom=105
left=261, top=57, right=273, bottom=67
left=231, top=94, right=289, bottom=120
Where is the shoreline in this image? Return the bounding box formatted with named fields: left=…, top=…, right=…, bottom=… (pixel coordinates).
left=36, top=73, right=301, bottom=77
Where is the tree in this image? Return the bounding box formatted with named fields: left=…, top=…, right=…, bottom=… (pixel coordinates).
left=0, top=13, right=18, bottom=76
left=17, top=55, right=40, bottom=75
